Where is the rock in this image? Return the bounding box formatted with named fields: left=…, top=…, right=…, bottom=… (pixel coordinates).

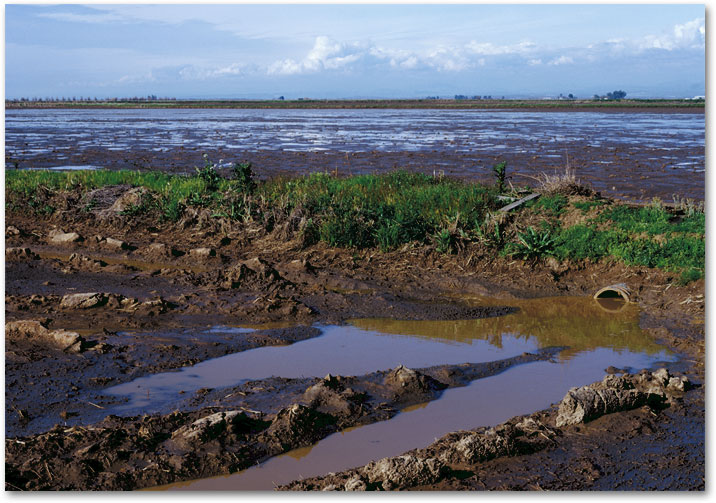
left=48, top=229, right=82, bottom=244
left=68, top=253, right=107, bottom=270
left=189, top=247, right=216, bottom=259
left=440, top=416, right=555, bottom=466
left=5, top=247, right=39, bottom=261
left=5, top=320, right=84, bottom=352
left=361, top=455, right=446, bottom=490
left=546, top=256, right=568, bottom=274
left=6, top=225, right=21, bottom=236
left=103, top=237, right=130, bottom=250
left=60, top=292, right=107, bottom=309
left=668, top=375, right=691, bottom=392
left=222, top=257, right=286, bottom=290
left=302, top=376, right=363, bottom=417
left=105, top=187, right=148, bottom=214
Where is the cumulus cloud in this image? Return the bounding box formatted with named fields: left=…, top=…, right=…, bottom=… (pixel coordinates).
left=640, top=17, right=705, bottom=50
left=268, top=36, right=368, bottom=75
left=266, top=36, right=530, bottom=75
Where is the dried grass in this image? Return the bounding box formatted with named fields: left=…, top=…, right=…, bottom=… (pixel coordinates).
left=521, top=163, right=594, bottom=197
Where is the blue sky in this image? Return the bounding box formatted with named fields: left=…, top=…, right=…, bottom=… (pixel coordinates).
left=4, top=3, right=706, bottom=99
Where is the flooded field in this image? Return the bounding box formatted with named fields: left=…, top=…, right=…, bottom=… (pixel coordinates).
left=5, top=108, right=705, bottom=202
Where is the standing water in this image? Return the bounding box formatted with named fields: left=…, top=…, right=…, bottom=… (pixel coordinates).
left=126, top=296, right=675, bottom=491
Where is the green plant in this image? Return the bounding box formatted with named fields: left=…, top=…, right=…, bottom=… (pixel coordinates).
left=195, top=154, right=221, bottom=191
left=679, top=267, right=704, bottom=285
left=572, top=200, right=606, bottom=213
left=435, top=227, right=455, bottom=254
left=534, top=194, right=568, bottom=216
left=374, top=220, right=401, bottom=251
left=511, top=226, right=555, bottom=259
left=232, top=161, right=256, bottom=193
left=185, top=191, right=210, bottom=207
left=492, top=161, right=507, bottom=193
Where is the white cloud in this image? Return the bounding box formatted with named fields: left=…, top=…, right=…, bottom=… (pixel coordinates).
left=548, top=55, right=574, bottom=66
left=639, top=18, right=705, bottom=50
left=268, top=36, right=368, bottom=75
left=466, top=41, right=536, bottom=56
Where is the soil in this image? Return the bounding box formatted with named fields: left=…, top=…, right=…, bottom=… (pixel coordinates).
left=4, top=186, right=705, bottom=491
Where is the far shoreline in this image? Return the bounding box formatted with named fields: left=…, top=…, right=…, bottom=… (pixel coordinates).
left=5, top=98, right=705, bottom=113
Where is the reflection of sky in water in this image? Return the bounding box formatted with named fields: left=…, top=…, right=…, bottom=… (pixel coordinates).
left=6, top=109, right=704, bottom=170
left=106, top=297, right=674, bottom=418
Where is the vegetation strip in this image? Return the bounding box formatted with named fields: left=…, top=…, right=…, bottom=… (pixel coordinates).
left=5, top=160, right=704, bottom=283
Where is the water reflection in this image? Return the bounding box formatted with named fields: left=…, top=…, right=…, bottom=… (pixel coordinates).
left=351, top=296, right=663, bottom=360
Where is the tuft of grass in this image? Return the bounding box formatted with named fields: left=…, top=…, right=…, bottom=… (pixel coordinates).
left=511, top=226, right=556, bottom=259
left=531, top=194, right=568, bottom=217
left=572, top=199, right=606, bottom=213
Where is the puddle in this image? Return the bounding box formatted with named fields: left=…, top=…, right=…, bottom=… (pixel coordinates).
left=160, top=347, right=672, bottom=491
left=137, top=295, right=676, bottom=491
left=108, top=297, right=670, bottom=417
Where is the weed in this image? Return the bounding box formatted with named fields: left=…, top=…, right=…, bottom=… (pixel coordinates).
left=511, top=226, right=556, bottom=259
left=572, top=200, right=606, bottom=213
left=435, top=227, right=455, bottom=254
left=492, top=161, right=507, bottom=193
left=195, top=154, right=221, bottom=191
left=679, top=267, right=704, bottom=285
left=533, top=194, right=568, bottom=216
left=374, top=220, right=401, bottom=251
left=672, top=194, right=704, bottom=217
left=232, top=161, right=256, bottom=193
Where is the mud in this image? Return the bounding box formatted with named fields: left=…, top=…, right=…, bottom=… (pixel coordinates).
left=4, top=185, right=705, bottom=491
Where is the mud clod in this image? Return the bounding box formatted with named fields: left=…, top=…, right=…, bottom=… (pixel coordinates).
left=60, top=292, right=108, bottom=309
left=5, top=320, right=85, bottom=353
left=555, top=368, right=688, bottom=427
left=6, top=247, right=39, bottom=261
left=383, top=365, right=447, bottom=402
left=48, top=229, right=83, bottom=244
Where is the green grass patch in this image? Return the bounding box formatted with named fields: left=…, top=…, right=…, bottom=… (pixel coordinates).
left=527, top=194, right=568, bottom=217
left=572, top=200, right=606, bottom=213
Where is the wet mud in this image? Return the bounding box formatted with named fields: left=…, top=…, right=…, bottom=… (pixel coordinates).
left=4, top=185, right=705, bottom=491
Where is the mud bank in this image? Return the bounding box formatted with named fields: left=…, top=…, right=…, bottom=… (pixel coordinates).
left=4, top=183, right=705, bottom=491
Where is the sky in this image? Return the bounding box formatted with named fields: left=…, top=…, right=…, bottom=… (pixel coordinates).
left=3, top=2, right=706, bottom=100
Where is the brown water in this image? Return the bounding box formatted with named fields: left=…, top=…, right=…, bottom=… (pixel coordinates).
left=108, top=297, right=666, bottom=415
left=135, top=296, right=674, bottom=491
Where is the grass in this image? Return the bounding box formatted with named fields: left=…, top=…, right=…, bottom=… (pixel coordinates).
left=5, top=164, right=705, bottom=283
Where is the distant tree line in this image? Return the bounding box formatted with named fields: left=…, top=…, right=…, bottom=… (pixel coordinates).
left=6, top=95, right=177, bottom=103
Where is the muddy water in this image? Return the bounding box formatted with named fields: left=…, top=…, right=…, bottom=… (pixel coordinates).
left=121, top=295, right=674, bottom=491
left=108, top=297, right=670, bottom=417
left=162, top=345, right=672, bottom=491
